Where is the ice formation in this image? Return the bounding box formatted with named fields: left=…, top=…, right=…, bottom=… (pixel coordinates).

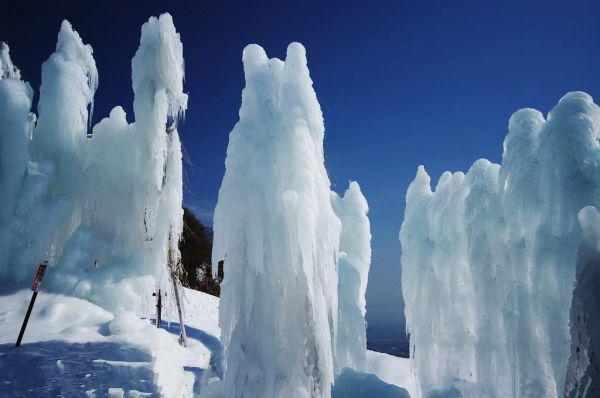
left=213, top=43, right=371, bottom=397
left=0, top=14, right=187, bottom=313
left=400, top=92, right=600, bottom=397
left=332, top=181, right=371, bottom=372
left=0, top=43, right=35, bottom=280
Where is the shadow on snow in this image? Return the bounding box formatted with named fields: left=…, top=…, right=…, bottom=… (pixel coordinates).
left=0, top=341, right=159, bottom=397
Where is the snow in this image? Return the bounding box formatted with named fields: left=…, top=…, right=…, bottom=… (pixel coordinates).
left=400, top=92, right=600, bottom=397
left=365, top=350, right=416, bottom=397
left=0, top=13, right=187, bottom=315
left=0, top=285, right=222, bottom=397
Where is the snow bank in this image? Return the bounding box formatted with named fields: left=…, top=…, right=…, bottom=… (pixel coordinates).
left=0, top=286, right=195, bottom=397
left=400, top=92, right=600, bottom=397
left=0, top=14, right=187, bottom=314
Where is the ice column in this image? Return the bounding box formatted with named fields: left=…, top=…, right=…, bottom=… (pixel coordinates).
left=332, top=181, right=371, bottom=372
left=0, top=43, right=35, bottom=279
left=212, top=43, right=341, bottom=398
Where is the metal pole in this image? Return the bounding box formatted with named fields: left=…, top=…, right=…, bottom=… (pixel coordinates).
left=15, top=291, right=38, bottom=347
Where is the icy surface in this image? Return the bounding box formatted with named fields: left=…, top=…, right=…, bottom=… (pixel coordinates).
left=0, top=14, right=187, bottom=313
left=400, top=92, right=600, bottom=397
left=212, top=42, right=342, bottom=398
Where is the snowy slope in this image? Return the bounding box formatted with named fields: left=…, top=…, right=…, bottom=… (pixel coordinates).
left=0, top=285, right=221, bottom=397
left=0, top=284, right=412, bottom=397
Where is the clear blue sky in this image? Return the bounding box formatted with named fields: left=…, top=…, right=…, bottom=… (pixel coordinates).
left=2, top=0, right=599, bottom=334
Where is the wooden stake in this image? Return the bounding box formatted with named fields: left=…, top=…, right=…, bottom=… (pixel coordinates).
left=16, top=262, right=47, bottom=347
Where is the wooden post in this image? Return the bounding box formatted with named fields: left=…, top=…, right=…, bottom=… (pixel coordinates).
left=16, top=261, right=47, bottom=347
left=153, top=289, right=162, bottom=328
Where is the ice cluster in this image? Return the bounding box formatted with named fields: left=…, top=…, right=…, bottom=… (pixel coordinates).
left=0, top=14, right=187, bottom=313
left=400, top=92, right=600, bottom=397
left=212, top=43, right=371, bottom=397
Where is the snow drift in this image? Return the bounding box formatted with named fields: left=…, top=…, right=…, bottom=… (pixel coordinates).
left=212, top=43, right=371, bottom=397
left=400, top=92, right=600, bottom=397
left=0, top=13, right=187, bottom=313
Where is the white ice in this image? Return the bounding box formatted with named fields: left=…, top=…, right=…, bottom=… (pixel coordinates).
left=212, top=42, right=342, bottom=398
left=400, top=92, right=600, bottom=397
left=212, top=42, right=375, bottom=397
left=0, top=14, right=187, bottom=314
left=333, top=181, right=371, bottom=373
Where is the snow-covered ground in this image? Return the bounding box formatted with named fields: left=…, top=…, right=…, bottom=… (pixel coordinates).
left=0, top=285, right=220, bottom=397
left=365, top=350, right=416, bottom=397
left=0, top=285, right=413, bottom=397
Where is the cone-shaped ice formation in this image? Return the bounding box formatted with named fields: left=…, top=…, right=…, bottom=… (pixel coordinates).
left=213, top=42, right=343, bottom=398
left=400, top=92, right=600, bottom=397
left=0, top=14, right=187, bottom=313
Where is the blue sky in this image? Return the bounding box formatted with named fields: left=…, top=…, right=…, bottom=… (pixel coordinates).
left=2, top=0, right=599, bottom=333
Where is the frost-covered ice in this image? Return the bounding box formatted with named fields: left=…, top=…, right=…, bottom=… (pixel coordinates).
left=400, top=92, right=600, bottom=397
left=0, top=14, right=187, bottom=313
left=212, top=43, right=373, bottom=397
